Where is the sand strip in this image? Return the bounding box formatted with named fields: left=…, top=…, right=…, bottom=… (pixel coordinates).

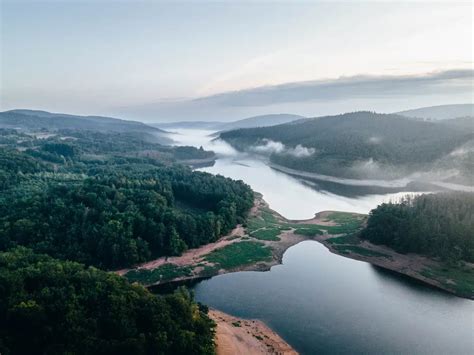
left=209, top=309, right=298, bottom=355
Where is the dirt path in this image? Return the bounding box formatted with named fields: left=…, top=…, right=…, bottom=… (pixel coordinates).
left=209, top=309, right=297, bottom=355
left=116, top=225, right=245, bottom=276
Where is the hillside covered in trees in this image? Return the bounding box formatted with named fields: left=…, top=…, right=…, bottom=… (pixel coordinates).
left=361, top=192, right=474, bottom=263
left=0, top=109, right=163, bottom=133
left=0, top=248, right=215, bottom=355
left=0, top=129, right=253, bottom=269
left=219, top=112, right=474, bottom=181
left=0, top=116, right=257, bottom=353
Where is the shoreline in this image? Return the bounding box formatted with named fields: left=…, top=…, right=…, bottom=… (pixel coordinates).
left=209, top=308, right=297, bottom=355
left=118, top=196, right=473, bottom=300
left=269, top=162, right=474, bottom=192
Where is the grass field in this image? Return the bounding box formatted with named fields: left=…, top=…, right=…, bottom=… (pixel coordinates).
left=421, top=265, right=474, bottom=297
left=250, top=227, right=281, bottom=241
left=332, top=245, right=390, bottom=258
left=204, top=241, right=272, bottom=269
left=326, top=234, right=361, bottom=245
left=293, top=227, right=324, bottom=237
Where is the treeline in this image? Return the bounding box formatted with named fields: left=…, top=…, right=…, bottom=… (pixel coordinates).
left=220, top=112, right=473, bottom=178
left=0, top=141, right=253, bottom=269
left=0, top=165, right=253, bottom=269
left=0, top=247, right=215, bottom=355
left=361, top=192, right=474, bottom=262
left=1, top=129, right=214, bottom=164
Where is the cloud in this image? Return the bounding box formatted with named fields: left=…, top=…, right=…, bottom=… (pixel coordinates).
left=368, top=136, right=382, bottom=144
left=250, top=139, right=315, bottom=158
left=287, top=144, right=315, bottom=157
left=251, top=139, right=285, bottom=154
left=117, top=69, right=473, bottom=121
left=198, top=69, right=473, bottom=107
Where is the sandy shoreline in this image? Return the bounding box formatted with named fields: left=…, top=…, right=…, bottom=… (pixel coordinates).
left=209, top=309, right=297, bottom=355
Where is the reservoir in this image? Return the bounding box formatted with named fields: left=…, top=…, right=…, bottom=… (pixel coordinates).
left=169, top=129, right=473, bottom=354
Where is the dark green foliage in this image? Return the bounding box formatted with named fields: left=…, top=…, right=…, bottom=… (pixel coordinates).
left=220, top=112, right=473, bottom=178
left=0, top=248, right=215, bottom=355
left=0, top=163, right=253, bottom=269
left=42, top=142, right=76, bottom=157
left=293, top=227, right=323, bottom=237
left=0, top=130, right=253, bottom=269
left=361, top=193, right=474, bottom=262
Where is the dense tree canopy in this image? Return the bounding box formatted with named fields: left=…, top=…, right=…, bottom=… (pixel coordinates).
left=361, top=192, right=474, bottom=263
left=0, top=247, right=215, bottom=355
left=0, top=120, right=259, bottom=354
left=220, top=112, right=473, bottom=179
left=0, top=130, right=253, bottom=269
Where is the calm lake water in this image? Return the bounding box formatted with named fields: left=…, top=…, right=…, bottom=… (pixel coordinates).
left=194, top=241, right=473, bottom=354
left=168, top=129, right=474, bottom=354
left=170, top=129, right=426, bottom=219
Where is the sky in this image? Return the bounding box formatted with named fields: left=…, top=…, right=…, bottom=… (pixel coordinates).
left=1, top=1, right=473, bottom=122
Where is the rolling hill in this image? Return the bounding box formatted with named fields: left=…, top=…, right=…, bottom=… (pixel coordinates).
left=396, top=104, right=473, bottom=120
left=153, top=113, right=304, bottom=131
left=219, top=111, right=474, bottom=181
left=0, top=109, right=166, bottom=134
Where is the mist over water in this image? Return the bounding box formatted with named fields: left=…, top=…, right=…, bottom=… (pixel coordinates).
left=169, top=129, right=424, bottom=219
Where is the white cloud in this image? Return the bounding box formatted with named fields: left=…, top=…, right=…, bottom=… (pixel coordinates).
left=250, top=139, right=315, bottom=158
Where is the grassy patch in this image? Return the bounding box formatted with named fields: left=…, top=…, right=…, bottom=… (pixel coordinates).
left=326, top=211, right=364, bottom=223
left=204, top=241, right=272, bottom=269
left=332, top=245, right=390, bottom=258
left=293, top=227, right=323, bottom=237
left=421, top=265, right=474, bottom=297
left=198, top=264, right=221, bottom=277
left=327, top=234, right=361, bottom=245
left=247, top=208, right=280, bottom=232
left=125, top=263, right=193, bottom=285
left=250, top=227, right=281, bottom=241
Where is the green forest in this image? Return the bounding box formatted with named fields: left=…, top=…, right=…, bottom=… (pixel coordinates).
left=0, top=126, right=254, bottom=354
left=220, top=112, right=474, bottom=180
left=0, top=248, right=215, bottom=355
left=361, top=192, right=474, bottom=263
left=0, top=129, right=253, bottom=269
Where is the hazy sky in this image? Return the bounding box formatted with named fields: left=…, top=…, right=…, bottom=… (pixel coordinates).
left=1, top=1, right=473, bottom=121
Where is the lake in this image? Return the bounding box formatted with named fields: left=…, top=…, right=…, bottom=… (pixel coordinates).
left=170, top=129, right=427, bottom=219
left=169, top=129, right=473, bottom=354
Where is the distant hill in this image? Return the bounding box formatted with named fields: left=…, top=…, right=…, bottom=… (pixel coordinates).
left=153, top=113, right=304, bottom=131
left=152, top=121, right=223, bottom=130
left=0, top=109, right=166, bottom=134
left=396, top=104, right=473, bottom=120
left=217, top=114, right=305, bottom=131
left=220, top=111, right=474, bottom=181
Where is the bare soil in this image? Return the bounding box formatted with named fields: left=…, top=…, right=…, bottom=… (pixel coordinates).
left=209, top=309, right=297, bottom=355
